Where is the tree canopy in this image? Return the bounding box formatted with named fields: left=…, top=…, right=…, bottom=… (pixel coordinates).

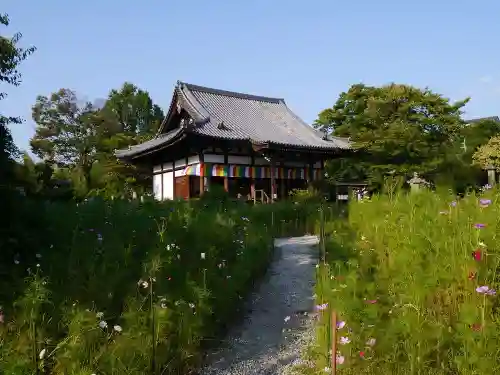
left=30, top=82, right=165, bottom=197
left=0, top=13, right=35, bottom=183
left=315, top=83, right=470, bottom=187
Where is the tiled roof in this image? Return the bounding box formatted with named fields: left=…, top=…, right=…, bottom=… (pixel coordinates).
left=178, top=82, right=350, bottom=150
left=115, top=128, right=183, bottom=158
left=116, top=81, right=350, bottom=158
left=466, top=116, right=500, bottom=124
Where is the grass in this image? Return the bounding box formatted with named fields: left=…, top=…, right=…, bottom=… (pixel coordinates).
left=0, top=196, right=318, bottom=375
left=296, top=188, right=500, bottom=375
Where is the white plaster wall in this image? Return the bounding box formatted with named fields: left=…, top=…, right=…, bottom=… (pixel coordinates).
left=174, top=158, right=187, bottom=168
left=174, top=169, right=186, bottom=177
left=187, top=155, right=200, bottom=165
left=163, top=172, right=174, bottom=200
left=153, top=174, right=162, bottom=200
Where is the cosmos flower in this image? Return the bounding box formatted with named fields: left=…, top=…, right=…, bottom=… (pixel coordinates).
left=339, top=336, right=351, bottom=345
left=315, top=303, right=328, bottom=311
left=366, top=338, right=376, bottom=346
left=476, top=286, right=496, bottom=295
left=479, top=199, right=492, bottom=207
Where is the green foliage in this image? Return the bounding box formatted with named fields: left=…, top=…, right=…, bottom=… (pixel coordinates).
left=473, top=135, right=500, bottom=170
left=0, top=198, right=315, bottom=374
left=315, top=83, right=469, bottom=188
left=0, top=13, right=35, bottom=186
left=30, top=83, right=164, bottom=197
left=436, top=118, right=500, bottom=192
left=303, top=189, right=500, bottom=374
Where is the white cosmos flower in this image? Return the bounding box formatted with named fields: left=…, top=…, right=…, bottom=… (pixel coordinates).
left=113, top=325, right=122, bottom=333
left=96, top=312, right=104, bottom=319
left=39, top=348, right=46, bottom=359
left=366, top=338, right=376, bottom=346
left=201, top=253, right=206, bottom=260
left=339, top=336, right=351, bottom=345
left=99, top=320, right=108, bottom=329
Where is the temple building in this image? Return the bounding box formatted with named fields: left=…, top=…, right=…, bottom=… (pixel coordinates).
left=115, top=81, right=350, bottom=201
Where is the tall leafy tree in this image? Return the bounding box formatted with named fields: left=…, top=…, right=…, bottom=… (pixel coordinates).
left=30, top=88, right=110, bottom=190
left=91, top=83, right=165, bottom=196
left=438, top=118, right=500, bottom=191
left=0, top=13, right=36, bottom=285
left=102, top=82, right=164, bottom=137
left=0, top=13, right=35, bottom=185
left=315, top=83, right=469, bottom=187
left=30, top=83, right=164, bottom=197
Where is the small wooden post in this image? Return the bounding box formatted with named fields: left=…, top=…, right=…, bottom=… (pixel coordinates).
left=331, top=310, right=338, bottom=375
left=199, top=165, right=205, bottom=196
left=270, top=158, right=276, bottom=202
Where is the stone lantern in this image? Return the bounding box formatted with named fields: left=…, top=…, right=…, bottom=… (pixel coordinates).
left=486, top=165, right=496, bottom=187
left=408, top=172, right=429, bottom=193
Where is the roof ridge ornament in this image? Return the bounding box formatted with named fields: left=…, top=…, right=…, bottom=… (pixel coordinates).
left=217, top=121, right=228, bottom=130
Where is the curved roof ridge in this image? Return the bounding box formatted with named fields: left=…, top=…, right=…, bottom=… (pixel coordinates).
left=177, top=81, right=211, bottom=122
left=178, top=81, right=285, bottom=104
left=281, top=103, right=350, bottom=148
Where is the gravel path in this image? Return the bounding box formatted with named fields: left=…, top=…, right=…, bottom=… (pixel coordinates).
left=200, top=235, right=319, bottom=375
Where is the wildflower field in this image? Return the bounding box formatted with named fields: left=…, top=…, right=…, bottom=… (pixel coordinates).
left=0, top=196, right=316, bottom=375
left=303, top=189, right=500, bottom=375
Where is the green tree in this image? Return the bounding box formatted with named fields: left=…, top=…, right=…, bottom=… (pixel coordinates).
left=0, top=13, right=35, bottom=185
left=315, top=83, right=469, bottom=187
left=30, top=88, right=109, bottom=190
left=438, top=118, right=500, bottom=191
left=473, top=135, right=500, bottom=170
left=30, top=83, right=164, bottom=197
left=90, top=83, right=164, bottom=197
left=102, top=82, right=164, bottom=136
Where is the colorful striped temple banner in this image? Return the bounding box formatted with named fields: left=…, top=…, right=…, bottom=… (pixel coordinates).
left=184, top=164, right=201, bottom=176
left=183, top=163, right=323, bottom=180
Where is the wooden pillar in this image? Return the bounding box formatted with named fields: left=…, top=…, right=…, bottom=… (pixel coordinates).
left=270, top=158, right=276, bottom=202
left=199, top=172, right=205, bottom=195
left=308, top=162, right=314, bottom=184
left=198, top=154, right=205, bottom=196
left=250, top=178, right=255, bottom=199
left=224, top=147, right=229, bottom=192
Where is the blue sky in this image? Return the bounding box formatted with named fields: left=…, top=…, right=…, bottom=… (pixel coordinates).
left=2, top=0, right=500, bottom=154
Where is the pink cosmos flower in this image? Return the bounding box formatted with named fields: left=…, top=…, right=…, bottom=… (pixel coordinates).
left=476, top=286, right=496, bottom=295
